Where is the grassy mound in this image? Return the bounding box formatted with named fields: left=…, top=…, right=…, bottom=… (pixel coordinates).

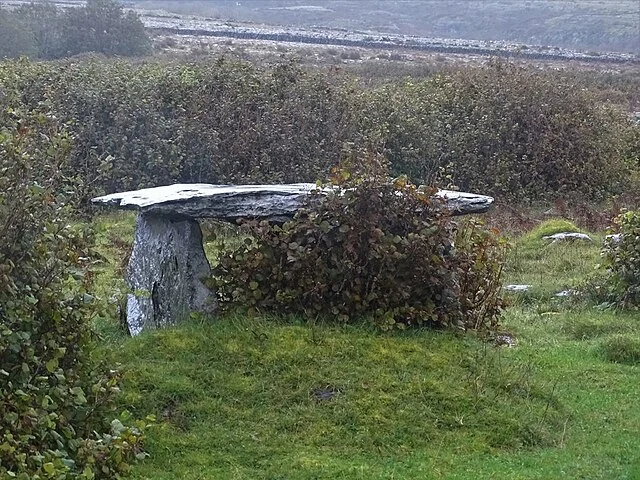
left=114, top=317, right=565, bottom=479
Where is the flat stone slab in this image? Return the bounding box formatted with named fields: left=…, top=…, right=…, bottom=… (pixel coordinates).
left=92, top=183, right=494, bottom=218
left=432, top=189, right=494, bottom=215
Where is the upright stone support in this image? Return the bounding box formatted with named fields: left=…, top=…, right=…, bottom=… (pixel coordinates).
left=126, top=213, right=215, bottom=335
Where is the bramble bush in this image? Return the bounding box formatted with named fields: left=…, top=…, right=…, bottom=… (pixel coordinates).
left=591, top=210, right=640, bottom=309
left=0, top=58, right=356, bottom=194
left=0, top=94, right=148, bottom=478
left=0, top=57, right=637, bottom=203
left=360, top=60, right=637, bottom=201
left=213, top=165, right=506, bottom=331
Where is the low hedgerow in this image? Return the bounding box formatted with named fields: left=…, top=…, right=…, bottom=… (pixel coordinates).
left=1, top=58, right=637, bottom=204
left=213, top=171, right=506, bottom=330
left=360, top=60, right=637, bottom=202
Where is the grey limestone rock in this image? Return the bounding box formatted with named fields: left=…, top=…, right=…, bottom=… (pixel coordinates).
left=91, top=183, right=494, bottom=218
left=504, top=284, right=532, bottom=292
left=555, top=290, right=577, bottom=297
left=126, top=213, right=215, bottom=335
left=605, top=233, right=622, bottom=244
left=432, top=189, right=494, bottom=215
left=92, top=183, right=323, bottom=221
left=543, top=232, right=592, bottom=243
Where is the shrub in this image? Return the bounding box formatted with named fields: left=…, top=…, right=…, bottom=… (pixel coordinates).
left=6, top=0, right=151, bottom=60
left=0, top=57, right=637, bottom=203
left=0, top=95, right=147, bottom=477
left=178, top=60, right=358, bottom=185
left=213, top=169, right=506, bottom=330
left=0, top=58, right=358, bottom=194
left=361, top=60, right=637, bottom=201
left=593, top=210, right=640, bottom=308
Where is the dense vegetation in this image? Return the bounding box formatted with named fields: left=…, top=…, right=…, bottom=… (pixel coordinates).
left=0, top=0, right=150, bottom=60
left=215, top=172, right=505, bottom=330
left=0, top=57, right=637, bottom=203
left=361, top=61, right=638, bottom=201
left=0, top=83, right=148, bottom=477
left=591, top=210, right=640, bottom=308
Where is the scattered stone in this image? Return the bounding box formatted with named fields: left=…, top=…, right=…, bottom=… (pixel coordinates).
left=605, top=233, right=622, bottom=244
left=555, top=290, right=576, bottom=297
left=504, top=284, right=532, bottom=292
left=432, top=189, right=495, bottom=215
left=493, top=332, right=517, bottom=347
left=543, top=232, right=592, bottom=243
left=138, top=10, right=640, bottom=65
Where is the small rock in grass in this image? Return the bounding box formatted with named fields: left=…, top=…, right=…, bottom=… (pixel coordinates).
left=505, top=284, right=532, bottom=292
left=311, top=386, right=341, bottom=401
left=605, top=233, right=622, bottom=244
left=493, top=332, right=517, bottom=347
left=543, top=232, right=592, bottom=243
left=555, top=290, right=577, bottom=297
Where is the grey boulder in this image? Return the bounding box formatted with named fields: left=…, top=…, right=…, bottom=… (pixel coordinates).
left=126, top=213, right=215, bottom=335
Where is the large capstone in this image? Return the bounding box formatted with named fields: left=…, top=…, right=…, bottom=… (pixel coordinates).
left=92, top=183, right=324, bottom=221
left=126, top=213, right=215, bottom=335
left=91, top=183, right=495, bottom=218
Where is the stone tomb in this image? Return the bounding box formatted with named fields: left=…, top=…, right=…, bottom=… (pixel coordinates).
left=92, top=183, right=494, bottom=335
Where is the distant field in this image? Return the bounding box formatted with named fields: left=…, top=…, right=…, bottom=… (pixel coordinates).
left=1, top=0, right=637, bottom=57
left=134, top=0, right=640, bottom=54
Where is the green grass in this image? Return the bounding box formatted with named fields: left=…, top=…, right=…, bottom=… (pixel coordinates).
left=91, top=211, right=136, bottom=341
left=504, top=219, right=602, bottom=303
left=92, top=214, right=640, bottom=479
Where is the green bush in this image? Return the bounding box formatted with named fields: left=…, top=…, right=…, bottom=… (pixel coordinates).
left=4, top=0, right=150, bottom=60
left=594, top=210, right=640, bottom=308
left=213, top=170, right=506, bottom=330
left=0, top=58, right=357, bottom=194
left=0, top=95, right=147, bottom=478
left=0, top=58, right=637, bottom=203
left=361, top=60, right=636, bottom=201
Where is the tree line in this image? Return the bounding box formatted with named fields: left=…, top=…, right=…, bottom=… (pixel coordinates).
left=0, top=0, right=150, bottom=59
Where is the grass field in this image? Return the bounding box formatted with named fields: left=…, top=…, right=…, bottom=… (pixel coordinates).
left=93, top=214, right=640, bottom=479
